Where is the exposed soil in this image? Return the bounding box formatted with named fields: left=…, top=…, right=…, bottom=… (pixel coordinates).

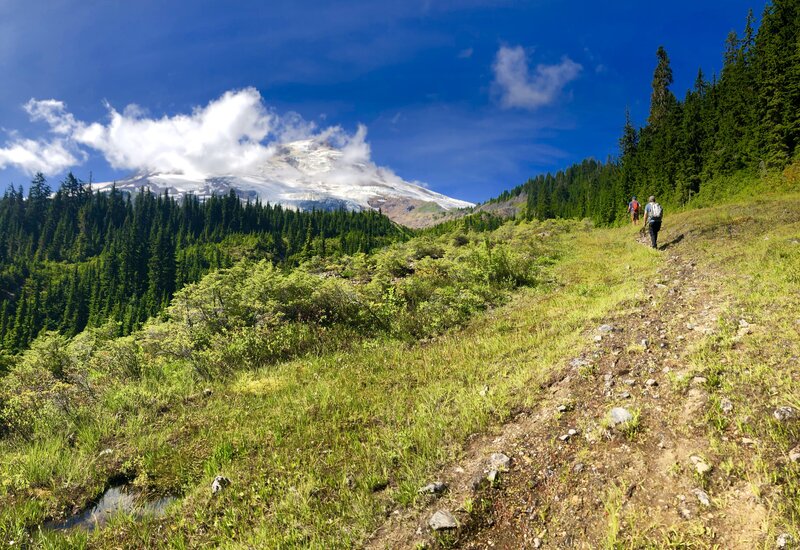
left=366, top=223, right=768, bottom=549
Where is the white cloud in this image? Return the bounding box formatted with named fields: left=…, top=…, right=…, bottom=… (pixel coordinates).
left=24, top=99, right=79, bottom=135
left=0, top=99, right=85, bottom=174
left=72, top=88, right=276, bottom=177
left=0, top=87, right=379, bottom=179
left=492, top=45, right=582, bottom=110
left=0, top=137, right=83, bottom=175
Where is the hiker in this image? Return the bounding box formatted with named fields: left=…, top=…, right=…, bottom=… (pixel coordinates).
left=643, top=195, right=663, bottom=249
left=627, top=196, right=640, bottom=224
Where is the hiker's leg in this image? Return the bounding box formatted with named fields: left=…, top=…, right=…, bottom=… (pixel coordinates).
left=651, top=220, right=661, bottom=249
left=649, top=222, right=657, bottom=248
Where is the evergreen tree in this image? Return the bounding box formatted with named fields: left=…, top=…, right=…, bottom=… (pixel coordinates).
left=648, top=46, right=675, bottom=127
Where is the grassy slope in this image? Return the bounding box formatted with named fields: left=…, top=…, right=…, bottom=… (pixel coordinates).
left=443, top=190, right=800, bottom=549
left=1, top=178, right=798, bottom=548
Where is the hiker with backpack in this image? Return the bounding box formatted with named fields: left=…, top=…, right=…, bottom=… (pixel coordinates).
left=627, top=196, right=641, bottom=224
left=643, top=195, right=663, bottom=249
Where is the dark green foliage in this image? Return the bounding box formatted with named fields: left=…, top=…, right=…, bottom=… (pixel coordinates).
left=494, top=1, right=799, bottom=224
left=0, top=175, right=405, bottom=352
left=418, top=211, right=505, bottom=237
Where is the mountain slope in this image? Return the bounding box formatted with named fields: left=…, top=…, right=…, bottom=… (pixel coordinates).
left=369, top=191, right=800, bottom=549
left=93, top=139, right=473, bottom=227
left=3, top=182, right=798, bottom=548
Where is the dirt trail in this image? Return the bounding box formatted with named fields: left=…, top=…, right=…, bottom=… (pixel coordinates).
left=366, top=226, right=764, bottom=549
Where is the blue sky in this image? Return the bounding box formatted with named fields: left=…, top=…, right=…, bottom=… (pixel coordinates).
left=0, top=0, right=762, bottom=203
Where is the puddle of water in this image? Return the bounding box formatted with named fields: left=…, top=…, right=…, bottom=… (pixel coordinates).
left=45, top=485, right=176, bottom=532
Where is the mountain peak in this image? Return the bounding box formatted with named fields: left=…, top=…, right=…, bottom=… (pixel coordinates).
left=93, top=138, right=471, bottom=225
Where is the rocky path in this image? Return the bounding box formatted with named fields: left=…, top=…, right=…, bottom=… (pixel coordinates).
left=366, top=229, right=777, bottom=548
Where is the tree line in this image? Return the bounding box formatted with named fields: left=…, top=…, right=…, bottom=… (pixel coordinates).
left=491, top=0, right=798, bottom=224
left=0, top=174, right=406, bottom=352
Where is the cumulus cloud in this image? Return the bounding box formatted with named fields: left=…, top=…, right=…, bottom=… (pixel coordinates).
left=492, top=45, right=582, bottom=110
left=0, top=99, right=85, bottom=174
left=0, top=137, right=84, bottom=175
left=0, top=87, right=374, bottom=178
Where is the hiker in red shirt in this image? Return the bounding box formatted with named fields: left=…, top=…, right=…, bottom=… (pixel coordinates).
left=627, top=196, right=640, bottom=224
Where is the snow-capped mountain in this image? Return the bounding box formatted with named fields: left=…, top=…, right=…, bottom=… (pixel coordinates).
left=93, top=139, right=472, bottom=226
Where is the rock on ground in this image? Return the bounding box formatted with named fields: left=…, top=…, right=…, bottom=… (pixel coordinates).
left=211, top=475, right=231, bottom=494
left=488, top=452, right=511, bottom=471
left=608, top=407, right=633, bottom=426
left=774, top=406, right=797, bottom=422
left=428, top=510, right=458, bottom=531
left=418, top=482, right=447, bottom=495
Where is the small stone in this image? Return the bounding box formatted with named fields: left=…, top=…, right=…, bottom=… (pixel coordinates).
left=568, top=429, right=578, bottom=436
left=559, top=434, right=571, bottom=442
left=774, top=406, right=798, bottom=422
left=479, top=385, right=489, bottom=397
left=777, top=533, right=792, bottom=548
left=680, top=507, right=692, bottom=519
left=738, top=319, right=750, bottom=329
left=573, top=463, right=585, bottom=473
left=594, top=335, right=603, bottom=342
left=690, top=456, right=712, bottom=476
left=533, top=537, right=542, bottom=548
left=608, top=407, right=633, bottom=426
left=428, top=510, right=458, bottom=531
left=203, top=388, right=213, bottom=397
left=742, top=437, right=756, bottom=446
left=645, top=378, right=658, bottom=387
left=570, top=358, right=589, bottom=368
left=641, top=339, right=649, bottom=348
left=557, top=404, right=568, bottom=413
left=211, top=475, right=231, bottom=494
left=98, top=448, right=113, bottom=457
left=598, top=324, right=614, bottom=334
left=694, top=488, right=711, bottom=507
left=789, top=446, right=800, bottom=463
left=624, top=378, right=636, bottom=386
left=488, top=452, right=511, bottom=471
left=720, top=398, right=733, bottom=413
left=418, top=481, right=447, bottom=495
left=691, top=376, right=707, bottom=386
left=619, top=391, right=631, bottom=399
left=487, top=469, right=499, bottom=482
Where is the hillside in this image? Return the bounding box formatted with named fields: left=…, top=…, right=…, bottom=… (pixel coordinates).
left=1, top=169, right=798, bottom=548
left=463, top=1, right=798, bottom=228
left=0, top=180, right=408, bottom=352
left=372, top=178, right=800, bottom=549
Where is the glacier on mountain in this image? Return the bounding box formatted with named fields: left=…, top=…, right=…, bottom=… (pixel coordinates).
left=93, top=138, right=472, bottom=213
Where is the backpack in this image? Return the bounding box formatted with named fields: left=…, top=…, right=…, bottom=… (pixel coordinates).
left=631, top=200, right=640, bottom=213
left=650, top=202, right=662, bottom=219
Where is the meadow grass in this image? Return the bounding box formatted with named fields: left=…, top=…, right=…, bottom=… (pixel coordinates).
left=0, top=213, right=660, bottom=548
left=3, top=186, right=798, bottom=548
